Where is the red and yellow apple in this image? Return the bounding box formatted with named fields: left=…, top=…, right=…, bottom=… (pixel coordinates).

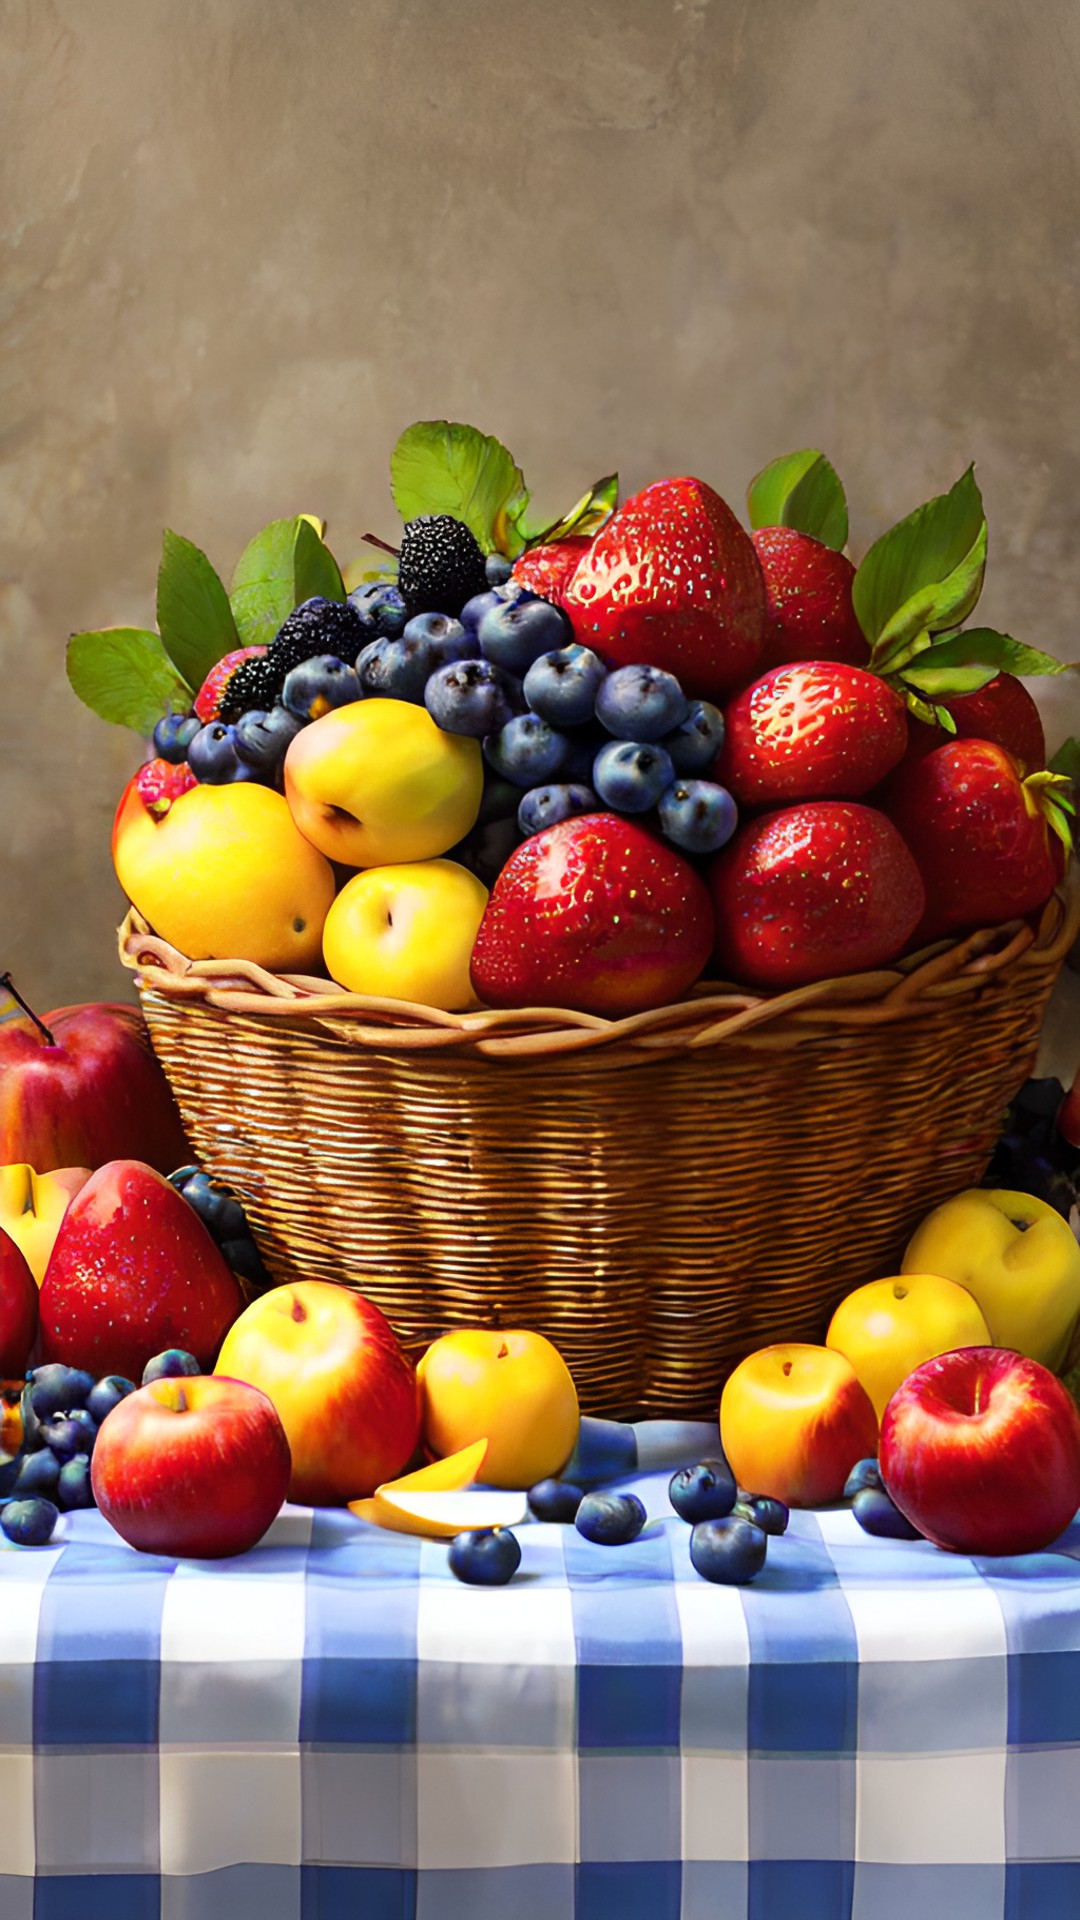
left=416, top=1328, right=580, bottom=1489
left=39, top=1159, right=245, bottom=1380
left=826, top=1272, right=991, bottom=1422
left=0, top=1164, right=91, bottom=1284
left=880, top=1347, right=1080, bottom=1555
left=720, top=1343, right=879, bottom=1507
left=0, top=1002, right=188, bottom=1175
left=214, top=1280, right=419, bottom=1505
left=902, top=1188, right=1080, bottom=1371
left=91, top=1373, right=291, bottom=1557
left=0, top=1227, right=38, bottom=1378
left=323, top=859, right=489, bottom=1008
left=284, top=699, right=483, bottom=868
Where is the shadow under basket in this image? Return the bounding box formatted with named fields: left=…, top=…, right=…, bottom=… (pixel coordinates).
left=120, top=891, right=1079, bottom=1418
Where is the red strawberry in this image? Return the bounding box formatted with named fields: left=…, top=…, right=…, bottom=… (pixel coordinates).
left=719, top=662, right=908, bottom=808
left=134, top=758, right=197, bottom=820
left=902, top=672, right=1046, bottom=776
left=470, top=813, right=714, bottom=1016
left=193, top=646, right=268, bottom=722
left=882, top=740, right=1064, bottom=942
left=711, top=802, right=925, bottom=989
left=511, top=537, right=591, bottom=606
left=752, top=528, right=869, bottom=671
left=564, top=477, right=766, bottom=703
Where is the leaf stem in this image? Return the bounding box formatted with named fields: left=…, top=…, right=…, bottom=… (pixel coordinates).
left=0, top=974, right=55, bottom=1046
left=361, top=533, right=401, bottom=559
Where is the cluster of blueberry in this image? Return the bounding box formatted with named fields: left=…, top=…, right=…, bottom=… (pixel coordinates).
left=168, top=1166, right=273, bottom=1292
left=845, top=1457, right=921, bottom=1539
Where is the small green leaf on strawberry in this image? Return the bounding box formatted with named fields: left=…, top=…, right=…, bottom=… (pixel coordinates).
left=229, top=516, right=344, bottom=650
left=906, top=627, right=1078, bottom=679
left=520, top=474, right=619, bottom=550
left=747, top=450, right=848, bottom=551
left=1023, top=771, right=1076, bottom=853
left=156, top=531, right=240, bottom=691
left=390, top=421, right=530, bottom=558
left=1049, top=736, right=1080, bottom=783
left=67, top=629, right=193, bottom=734
left=858, top=467, right=987, bottom=661
left=933, top=703, right=959, bottom=734
left=902, top=662, right=1000, bottom=697
left=903, top=690, right=941, bottom=728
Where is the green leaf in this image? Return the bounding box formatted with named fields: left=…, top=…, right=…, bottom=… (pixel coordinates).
left=1048, top=736, right=1080, bottom=783
left=903, top=690, right=940, bottom=727
left=901, top=662, right=1000, bottom=697
left=229, top=516, right=343, bottom=649
left=294, top=515, right=345, bottom=604
left=857, top=467, right=987, bottom=657
left=934, top=704, right=959, bottom=734
left=156, top=531, right=239, bottom=689
left=67, top=628, right=192, bottom=734
left=390, top=420, right=530, bottom=557
left=1042, top=800, right=1075, bottom=852
left=521, top=474, right=619, bottom=549
left=747, top=449, right=848, bottom=550
left=905, top=626, right=1078, bottom=678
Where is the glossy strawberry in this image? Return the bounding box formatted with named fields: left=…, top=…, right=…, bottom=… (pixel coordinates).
left=193, top=646, right=269, bottom=722
left=565, top=477, right=766, bottom=703
left=882, top=740, right=1064, bottom=942
left=511, top=538, right=591, bottom=606
left=902, top=672, right=1046, bottom=776
left=470, top=812, right=714, bottom=1016
left=752, top=528, right=869, bottom=671
left=711, top=802, right=925, bottom=989
left=719, top=662, right=908, bottom=808
left=134, top=758, right=198, bottom=820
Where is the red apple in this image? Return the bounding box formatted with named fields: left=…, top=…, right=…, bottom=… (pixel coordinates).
left=39, top=1160, right=245, bottom=1380
left=214, top=1280, right=420, bottom=1505
left=880, top=1347, right=1080, bottom=1555
left=0, top=1001, right=189, bottom=1175
left=0, top=1227, right=38, bottom=1377
left=471, top=812, right=714, bottom=1016
left=91, top=1373, right=291, bottom=1557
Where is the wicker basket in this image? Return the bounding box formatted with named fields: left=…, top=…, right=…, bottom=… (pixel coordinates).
left=120, top=890, right=1079, bottom=1418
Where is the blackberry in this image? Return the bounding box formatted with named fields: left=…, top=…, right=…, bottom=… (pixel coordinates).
left=263, top=596, right=366, bottom=700
left=217, top=654, right=273, bottom=723
left=397, top=515, right=488, bottom=618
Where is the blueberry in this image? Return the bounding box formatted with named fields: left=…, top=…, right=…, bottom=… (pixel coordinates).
left=658, top=780, right=738, bottom=854
left=283, top=655, right=361, bottom=720
left=669, top=1458, right=737, bottom=1524
left=574, top=1491, right=647, bottom=1546
left=404, top=611, right=476, bottom=669
left=843, top=1458, right=883, bottom=1500
left=593, top=741, right=675, bottom=813
left=42, top=1410, right=96, bottom=1462
left=595, top=665, right=690, bottom=742
left=1, top=1498, right=58, bottom=1547
left=664, top=700, right=726, bottom=773
left=234, top=705, right=304, bottom=773
left=26, top=1366, right=96, bottom=1420
left=220, top=1235, right=274, bottom=1289
left=485, top=553, right=514, bottom=587
left=476, top=776, right=523, bottom=827
left=853, top=1487, right=923, bottom=1541
left=523, top=646, right=607, bottom=729
left=558, top=728, right=608, bottom=785
left=736, top=1494, right=789, bottom=1536
left=449, top=816, right=523, bottom=888
left=461, top=589, right=505, bottom=636
left=142, top=1350, right=200, bottom=1386
left=478, top=597, right=570, bottom=675
left=347, top=582, right=407, bottom=639
left=527, top=1479, right=585, bottom=1523
left=425, top=659, right=522, bottom=738
left=448, top=1527, right=522, bottom=1586
left=484, top=714, right=569, bottom=789
left=86, top=1377, right=135, bottom=1424
left=518, top=784, right=599, bottom=837
left=690, top=1516, right=768, bottom=1585
left=173, top=1169, right=248, bottom=1242
left=18, top=1388, right=43, bottom=1452
left=0, top=1452, right=20, bottom=1498
left=153, top=712, right=200, bottom=763
left=11, top=1447, right=60, bottom=1498
left=57, top=1454, right=94, bottom=1512
left=187, top=722, right=256, bottom=784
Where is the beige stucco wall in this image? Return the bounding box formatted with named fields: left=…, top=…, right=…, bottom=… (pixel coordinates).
left=3, top=0, right=1079, bottom=1018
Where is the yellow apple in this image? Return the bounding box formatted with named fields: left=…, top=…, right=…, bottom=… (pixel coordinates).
left=720, top=1343, right=879, bottom=1507
left=826, top=1272, right=991, bottom=1421
left=284, top=699, right=483, bottom=868
left=323, top=859, right=489, bottom=1009
left=902, top=1188, right=1080, bottom=1371
left=0, top=1164, right=91, bottom=1283
left=416, top=1328, right=580, bottom=1490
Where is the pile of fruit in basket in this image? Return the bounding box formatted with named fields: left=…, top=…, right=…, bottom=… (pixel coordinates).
left=67, top=423, right=1077, bottom=1014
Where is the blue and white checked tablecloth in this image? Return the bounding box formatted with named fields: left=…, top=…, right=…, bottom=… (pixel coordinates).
left=3, top=1417, right=1080, bottom=1920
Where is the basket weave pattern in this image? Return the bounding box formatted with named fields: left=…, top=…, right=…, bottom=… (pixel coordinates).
left=121, top=892, right=1078, bottom=1417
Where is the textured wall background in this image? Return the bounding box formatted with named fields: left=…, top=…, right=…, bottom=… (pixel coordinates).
left=2, top=0, right=1079, bottom=1014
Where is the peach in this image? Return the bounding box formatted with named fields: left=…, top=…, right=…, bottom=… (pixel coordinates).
left=417, top=1328, right=580, bottom=1490
left=720, top=1343, right=878, bottom=1507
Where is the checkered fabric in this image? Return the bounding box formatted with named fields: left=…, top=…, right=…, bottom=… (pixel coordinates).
left=2, top=1418, right=1080, bottom=1919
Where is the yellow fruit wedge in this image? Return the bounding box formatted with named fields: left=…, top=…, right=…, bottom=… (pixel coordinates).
left=376, top=1437, right=490, bottom=1499
left=350, top=1488, right=527, bottom=1540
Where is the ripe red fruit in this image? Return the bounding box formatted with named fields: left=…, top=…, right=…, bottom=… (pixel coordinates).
left=193, top=646, right=268, bottom=722
left=711, top=802, right=925, bottom=989
left=882, top=740, right=1064, bottom=943
left=902, top=672, right=1046, bottom=776
left=471, top=813, right=714, bottom=1016
left=752, top=528, right=869, bottom=671
left=565, top=477, right=766, bottom=702
left=511, top=538, right=591, bottom=606
left=134, top=757, right=198, bottom=819
left=0, top=1227, right=39, bottom=1377
left=719, top=662, right=908, bottom=808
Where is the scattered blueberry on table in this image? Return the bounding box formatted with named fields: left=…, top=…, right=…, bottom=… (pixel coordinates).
left=691, top=1516, right=768, bottom=1585
left=574, top=1491, right=647, bottom=1547
left=527, top=1478, right=585, bottom=1523
left=1, top=1497, right=58, bottom=1547
left=669, top=1459, right=738, bottom=1524
left=449, top=1527, right=522, bottom=1586
left=852, top=1486, right=924, bottom=1541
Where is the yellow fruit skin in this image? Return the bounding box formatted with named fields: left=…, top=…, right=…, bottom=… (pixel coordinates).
left=901, top=1188, right=1080, bottom=1371
left=826, top=1273, right=991, bottom=1422
left=323, top=860, right=489, bottom=1009
left=719, top=1343, right=879, bottom=1507
left=284, top=699, right=483, bottom=867
left=113, top=779, right=335, bottom=971
left=416, top=1329, right=580, bottom=1490
left=0, top=1164, right=91, bottom=1284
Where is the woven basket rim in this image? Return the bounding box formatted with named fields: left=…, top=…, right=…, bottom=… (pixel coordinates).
left=118, top=883, right=1079, bottom=1059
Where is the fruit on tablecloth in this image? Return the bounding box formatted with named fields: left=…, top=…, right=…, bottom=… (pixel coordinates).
left=718, top=663, right=908, bottom=807
left=113, top=779, right=335, bottom=972
left=471, top=813, right=714, bottom=1016
left=448, top=1525, right=522, bottom=1585
left=900, top=1187, right=1080, bottom=1372
left=378, top=1436, right=489, bottom=1495
left=0, top=1002, right=189, bottom=1177
left=852, top=1484, right=923, bottom=1540
left=91, top=1373, right=291, bottom=1558
left=214, top=1280, right=419, bottom=1505
left=751, top=528, right=869, bottom=671
left=901, top=672, right=1046, bottom=776
left=735, top=1493, right=790, bottom=1535
left=690, top=1515, right=768, bottom=1584
left=843, top=1457, right=883, bottom=1499
left=284, top=697, right=483, bottom=868
left=0, top=1497, right=58, bottom=1547
left=565, top=476, right=767, bottom=702
left=2, top=1362, right=136, bottom=1515
left=527, top=1478, right=586, bottom=1523
left=323, top=860, right=488, bottom=1009
left=143, top=1348, right=200, bottom=1384
left=879, top=1347, right=1080, bottom=1556
left=0, top=1166, right=91, bottom=1284
left=668, top=1458, right=737, bottom=1524
left=574, top=1490, right=647, bottom=1545
left=417, top=1327, right=579, bottom=1491
left=39, top=1161, right=245, bottom=1381
left=826, top=1272, right=992, bottom=1421
left=23, top=1363, right=96, bottom=1420
left=720, top=1343, right=879, bottom=1507
left=561, top=1416, right=639, bottom=1488
left=710, top=802, right=925, bottom=991
left=86, top=1375, right=135, bottom=1423
left=351, top=1487, right=527, bottom=1540
left=0, top=1230, right=38, bottom=1377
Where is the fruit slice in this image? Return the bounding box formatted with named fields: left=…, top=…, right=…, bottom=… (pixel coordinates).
left=377, top=1437, right=489, bottom=1497
left=350, top=1487, right=527, bottom=1539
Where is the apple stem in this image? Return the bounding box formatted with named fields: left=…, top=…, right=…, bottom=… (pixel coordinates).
left=361, top=532, right=401, bottom=559
left=176, top=1386, right=188, bottom=1413
left=0, top=974, right=55, bottom=1046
